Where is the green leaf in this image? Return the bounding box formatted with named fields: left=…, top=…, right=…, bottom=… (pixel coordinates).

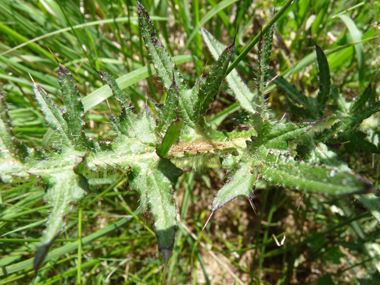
left=330, top=86, right=350, bottom=116
left=146, top=164, right=177, bottom=265
left=249, top=116, right=311, bottom=150
left=94, top=69, right=131, bottom=109
left=315, top=43, right=331, bottom=112
left=129, top=158, right=182, bottom=265
left=134, top=107, right=156, bottom=145
left=261, top=151, right=370, bottom=195
left=317, top=101, right=380, bottom=143
left=137, top=1, right=186, bottom=92
left=197, top=41, right=234, bottom=115
left=350, top=83, right=372, bottom=113
left=34, top=171, right=87, bottom=272
left=355, top=194, right=380, bottom=222
left=257, top=24, right=275, bottom=105
left=261, top=121, right=312, bottom=150
left=297, top=142, right=352, bottom=172
left=370, top=83, right=378, bottom=103
left=0, top=90, right=28, bottom=161
left=31, top=81, right=70, bottom=146
left=56, top=61, right=91, bottom=149
left=339, top=130, right=380, bottom=155
left=269, top=71, right=319, bottom=119
left=156, top=119, right=183, bottom=158
left=201, top=27, right=256, bottom=114
left=109, top=107, right=136, bottom=138
left=178, top=75, right=202, bottom=129
left=0, top=94, right=16, bottom=161
left=212, top=158, right=256, bottom=212
left=156, top=79, right=179, bottom=136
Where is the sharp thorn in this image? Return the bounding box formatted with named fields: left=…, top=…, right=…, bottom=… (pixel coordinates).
left=202, top=211, right=214, bottom=231
left=106, top=99, right=114, bottom=117
left=279, top=112, right=286, bottom=122
left=248, top=197, right=257, bottom=215
left=297, top=191, right=305, bottom=211
left=267, top=74, right=279, bottom=84
left=28, top=73, right=35, bottom=83
left=85, top=62, right=98, bottom=73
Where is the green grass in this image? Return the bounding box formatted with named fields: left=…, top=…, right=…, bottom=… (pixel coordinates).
left=1, top=0, right=380, bottom=284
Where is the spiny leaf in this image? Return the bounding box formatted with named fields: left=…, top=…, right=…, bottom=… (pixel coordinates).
left=34, top=171, right=87, bottom=273
left=56, top=60, right=92, bottom=149
left=128, top=164, right=149, bottom=213
left=82, top=55, right=193, bottom=112
left=93, top=68, right=138, bottom=139
left=211, top=158, right=256, bottom=212
left=156, top=119, right=183, bottom=158
left=134, top=107, right=156, bottom=145
left=339, top=130, right=380, bottom=155
left=350, top=83, right=372, bottom=113
left=262, top=121, right=311, bottom=149
left=197, top=41, right=234, bottom=115
left=178, top=75, right=202, bottom=129
left=330, top=86, right=350, bottom=117
left=0, top=90, right=28, bottom=160
left=249, top=116, right=312, bottom=150
left=269, top=71, right=319, bottom=119
left=31, top=80, right=70, bottom=147
left=201, top=27, right=257, bottom=114
left=261, top=151, right=371, bottom=195
left=93, top=68, right=132, bottom=109
left=137, top=0, right=186, bottom=92
left=129, top=159, right=182, bottom=265
left=156, top=79, right=180, bottom=136
left=315, top=42, right=331, bottom=111
left=355, top=194, right=380, bottom=222
left=296, top=142, right=352, bottom=172
left=369, top=83, right=378, bottom=103
left=0, top=96, right=16, bottom=160
left=317, top=101, right=380, bottom=143
left=146, top=165, right=177, bottom=265
left=257, top=24, right=275, bottom=106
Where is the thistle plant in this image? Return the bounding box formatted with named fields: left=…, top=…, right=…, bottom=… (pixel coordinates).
left=1, top=0, right=379, bottom=279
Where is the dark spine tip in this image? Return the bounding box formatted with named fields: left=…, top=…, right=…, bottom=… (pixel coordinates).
left=248, top=197, right=257, bottom=215
left=47, top=46, right=60, bottom=65
left=171, top=69, right=177, bottom=87
left=312, top=39, right=319, bottom=48
left=228, top=35, right=236, bottom=53
left=85, top=62, right=101, bottom=75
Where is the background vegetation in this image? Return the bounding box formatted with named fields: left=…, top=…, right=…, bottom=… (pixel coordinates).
left=1, top=0, right=379, bottom=284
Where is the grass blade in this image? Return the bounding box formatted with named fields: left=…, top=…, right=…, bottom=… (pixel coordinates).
left=82, top=55, right=193, bottom=112
left=337, top=15, right=365, bottom=88
left=181, top=0, right=238, bottom=54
